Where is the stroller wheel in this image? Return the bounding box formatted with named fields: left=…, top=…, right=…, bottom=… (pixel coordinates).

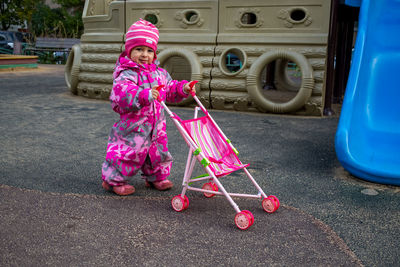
left=241, top=210, right=254, bottom=226
left=262, top=197, right=278, bottom=213
left=171, top=195, right=186, bottom=212
left=235, top=211, right=252, bottom=230
left=268, top=195, right=280, bottom=210
left=202, top=182, right=218, bottom=198
left=183, top=195, right=189, bottom=210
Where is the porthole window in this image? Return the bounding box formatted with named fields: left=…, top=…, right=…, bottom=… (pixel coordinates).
left=144, top=14, right=158, bottom=25
left=240, top=12, right=257, bottom=25
left=219, top=48, right=247, bottom=76
left=237, top=9, right=262, bottom=28
left=183, top=10, right=200, bottom=24
left=289, top=8, right=307, bottom=23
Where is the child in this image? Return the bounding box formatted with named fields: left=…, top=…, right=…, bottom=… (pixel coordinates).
left=101, top=19, right=196, bottom=196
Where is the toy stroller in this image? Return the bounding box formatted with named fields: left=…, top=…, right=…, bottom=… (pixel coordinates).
left=157, top=81, right=279, bottom=230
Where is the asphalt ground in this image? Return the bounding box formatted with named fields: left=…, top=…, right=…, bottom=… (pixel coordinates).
left=0, top=65, right=399, bottom=266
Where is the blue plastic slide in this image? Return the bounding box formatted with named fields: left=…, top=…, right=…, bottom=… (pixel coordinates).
left=335, top=0, right=400, bottom=185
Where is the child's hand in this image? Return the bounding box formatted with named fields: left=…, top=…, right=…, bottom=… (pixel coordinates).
left=151, top=85, right=160, bottom=101
left=184, top=81, right=196, bottom=94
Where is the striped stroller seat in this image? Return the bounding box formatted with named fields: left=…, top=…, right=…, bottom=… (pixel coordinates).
left=180, top=115, right=249, bottom=177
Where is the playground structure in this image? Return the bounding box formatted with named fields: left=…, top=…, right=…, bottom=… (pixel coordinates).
left=65, top=0, right=332, bottom=115
left=335, top=0, right=400, bottom=186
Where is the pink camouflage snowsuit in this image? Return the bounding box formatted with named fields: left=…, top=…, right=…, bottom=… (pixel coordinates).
left=102, top=53, right=189, bottom=186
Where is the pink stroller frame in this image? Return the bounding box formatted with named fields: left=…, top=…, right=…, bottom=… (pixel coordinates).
left=158, top=82, right=279, bottom=230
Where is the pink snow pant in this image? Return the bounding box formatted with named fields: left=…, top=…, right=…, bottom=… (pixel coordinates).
left=102, top=120, right=172, bottom=186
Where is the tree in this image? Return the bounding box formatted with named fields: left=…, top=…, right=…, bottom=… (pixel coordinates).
left=0, top=0, right=41, bottom=31
left=52, top=0, right=85, bottom=38
left=30, top=0, right=84, bottom=38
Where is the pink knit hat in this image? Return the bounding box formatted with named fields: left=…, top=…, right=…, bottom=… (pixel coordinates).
left=125, top=19, right=159, bottom=60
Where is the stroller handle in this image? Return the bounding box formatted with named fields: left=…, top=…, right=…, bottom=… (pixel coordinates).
left=155, top=85, right=165, bottom=102
left=156, top=80, right=197, bottom=102
left=188, top=80, right=198, bottom=97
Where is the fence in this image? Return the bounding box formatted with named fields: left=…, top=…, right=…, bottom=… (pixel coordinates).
left=25, top=37, right=80, bottom=64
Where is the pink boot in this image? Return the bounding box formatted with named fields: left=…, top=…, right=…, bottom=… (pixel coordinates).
left=145, top=179, right=173, bottom=191
left=102, top=181, right=135, bottom=196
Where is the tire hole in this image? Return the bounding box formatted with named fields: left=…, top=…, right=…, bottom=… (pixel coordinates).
left=260, top=60, right=302, bottom=103
left=162, top=56, right=191, bottom=81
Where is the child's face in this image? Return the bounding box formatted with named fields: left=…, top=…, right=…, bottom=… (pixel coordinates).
left=130, top=46, right=155, bottom=65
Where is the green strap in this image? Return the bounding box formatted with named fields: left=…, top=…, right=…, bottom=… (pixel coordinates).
left=188, top=174, right=209, bottom=186
left=193, top=147, right=201, bottom=156
left=201, top=158, right=210, bottom=167
left=227, top=139, right=239, bottom=155
left=192, top=173, right=209, bottom=179
left=232, top=147, right=239, bottom=155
